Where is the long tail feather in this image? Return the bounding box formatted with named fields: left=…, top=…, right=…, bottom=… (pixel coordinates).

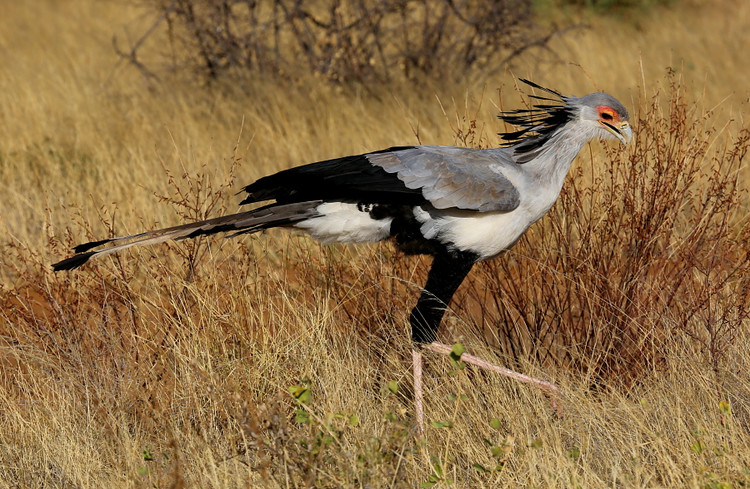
left=52, top=200, right=322, bottom=271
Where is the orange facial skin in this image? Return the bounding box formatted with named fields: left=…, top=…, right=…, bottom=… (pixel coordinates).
left=596, top=105, right=622, bottom=122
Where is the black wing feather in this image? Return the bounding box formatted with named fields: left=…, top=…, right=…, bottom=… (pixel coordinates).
left=240, top=146, right=424, bottom=206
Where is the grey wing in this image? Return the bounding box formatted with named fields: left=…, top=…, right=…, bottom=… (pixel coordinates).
left=366, top=146, right=520, bottom=212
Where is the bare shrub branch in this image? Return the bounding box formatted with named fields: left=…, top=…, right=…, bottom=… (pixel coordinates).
left=120, top=0, right=575, bottom=85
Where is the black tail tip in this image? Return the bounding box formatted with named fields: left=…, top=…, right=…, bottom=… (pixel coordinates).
left=52, top=251, right=97, bottom=271
left=73, top=238, right=113, bottom=253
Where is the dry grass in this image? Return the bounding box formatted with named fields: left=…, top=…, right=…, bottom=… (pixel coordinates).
left=1, top=0, right=749, bottom=488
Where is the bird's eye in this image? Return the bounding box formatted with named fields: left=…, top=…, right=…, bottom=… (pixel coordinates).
left=601, top=111, right=614, bottom=121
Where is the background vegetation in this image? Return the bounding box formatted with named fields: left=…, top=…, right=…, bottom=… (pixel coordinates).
left=125, top=0, right=541, bottom=84
left=0, top=0, right=748, bottom=487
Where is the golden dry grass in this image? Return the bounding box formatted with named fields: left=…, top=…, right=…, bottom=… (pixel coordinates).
left=1, top=1, right=749, bottom=488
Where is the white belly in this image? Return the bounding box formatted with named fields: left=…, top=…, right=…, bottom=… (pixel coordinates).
left=415, top=210, right=527, bottom=259
left=415, top=191, right=557, bottom=260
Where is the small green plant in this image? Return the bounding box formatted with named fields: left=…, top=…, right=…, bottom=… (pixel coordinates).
left=141, top=446, right=154, bottom=462
left=685, top=402, right=749, bottom=489
left=255, top=379, right=416, bottom=486
left=422, top=456, right=453, bottom=487
left=474, top=418, right=515, bottom=474
left=447, top=343, right=467, bottom=375
left=289, top=379, right=313, bottom=424
left=134, top=445, right=178, bottom=487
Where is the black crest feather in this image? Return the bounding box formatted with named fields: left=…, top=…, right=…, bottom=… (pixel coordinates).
left=498, top=79, right=574, bottom=159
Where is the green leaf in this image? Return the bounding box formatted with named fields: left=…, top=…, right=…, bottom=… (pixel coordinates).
left=387, top=380, right=399, bottom=394
left=431, top=420, right=454, bottom=429
left=448, top=366, right=464, bottom=376
left=348, top=414, right=360, bottom=427
left=490, top=418, right=502, bottom=430
left=568, top=447, right=581, bottom=461
left=289, top=384, right=311, bottom=404
left=719, top=401, right=731, bottom=415
left=473, top=463, right=490, bottom=473
left=431, top=458, right=444, bottom=477
left=142, top=447, right=153, bottom=462
left=294, top=408, right=310, bottom=424
left=450, top=343, right=466, bottom=362
left=690, top=440, right=705, bottom=454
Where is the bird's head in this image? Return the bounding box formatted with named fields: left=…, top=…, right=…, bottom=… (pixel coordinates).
left=498, top=80, right=632, bottom=162
left=575, top=92, right=632, bottom=145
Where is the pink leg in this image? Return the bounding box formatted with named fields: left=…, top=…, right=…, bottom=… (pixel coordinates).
left=412, top=349, right=426, bottom=435
left=420, top=342, right=564, bottom=418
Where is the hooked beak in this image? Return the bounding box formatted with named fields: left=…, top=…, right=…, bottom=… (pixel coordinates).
left=602, top=121, right=633, bottom=145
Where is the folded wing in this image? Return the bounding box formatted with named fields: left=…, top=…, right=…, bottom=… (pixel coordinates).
left=242, top=145, right=520, bottom=213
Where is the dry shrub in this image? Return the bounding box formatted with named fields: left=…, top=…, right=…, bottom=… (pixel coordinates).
left=122, top=0, right=567, bottom=85
left=454, top=73, right=750, bottom=384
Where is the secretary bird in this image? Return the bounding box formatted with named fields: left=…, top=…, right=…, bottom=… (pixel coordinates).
left=53, top=79, right=631, bottom=433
